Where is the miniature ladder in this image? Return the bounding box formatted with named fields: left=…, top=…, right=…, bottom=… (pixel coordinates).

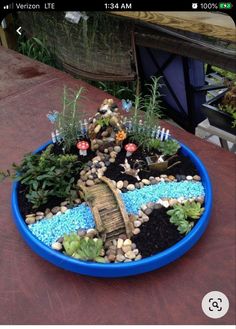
left=78, top=176, right=132, bottom=240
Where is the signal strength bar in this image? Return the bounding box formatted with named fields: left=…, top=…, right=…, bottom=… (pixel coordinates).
left=3, top=3, right=14, bottom=9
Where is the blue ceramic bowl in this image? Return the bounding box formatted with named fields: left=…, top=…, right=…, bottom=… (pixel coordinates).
left=12, top=141, right=212, bottom=277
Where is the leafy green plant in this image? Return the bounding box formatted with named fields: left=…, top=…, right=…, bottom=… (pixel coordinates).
left=219, top=104, right=236, bottom=128
left=158, top=139, right=180, bottom=156
left=167, top=201, right=204, bottom=235
left=96, top=117, right=110, bottom=127
left=56, top=87, right=85, bottom=152
left=7, top=145, right=81, bottom=208
left=93, top=81, right=135, bottom=100
left=129, top=77, right=164, bottom=150
left=63, top=234, right=105, bottom=263
left=18, top=35, right=56, bottom=67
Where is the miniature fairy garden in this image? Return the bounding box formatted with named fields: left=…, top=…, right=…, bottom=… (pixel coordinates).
left=2, top=78, right=206, bottom=265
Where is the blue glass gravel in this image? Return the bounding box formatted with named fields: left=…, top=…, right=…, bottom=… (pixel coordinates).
left=121, top=181, right=205, bottom=214
left=28, top=203, right=95, bottom=246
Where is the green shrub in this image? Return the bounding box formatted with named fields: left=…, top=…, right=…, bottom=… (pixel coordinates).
left=11, top=145, right=82, bottom=208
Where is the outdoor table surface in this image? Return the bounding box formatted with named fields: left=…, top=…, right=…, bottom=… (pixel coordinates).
left=0, top=47, right=235, bottom=325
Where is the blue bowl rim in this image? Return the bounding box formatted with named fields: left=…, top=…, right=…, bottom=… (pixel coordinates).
left=11, top=140, right=213, bottom=277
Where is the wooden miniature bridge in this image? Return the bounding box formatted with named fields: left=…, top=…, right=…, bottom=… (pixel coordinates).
left=78, top=177, right=133, bottom=241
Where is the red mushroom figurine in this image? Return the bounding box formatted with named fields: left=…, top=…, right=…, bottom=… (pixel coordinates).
left=125, top=143, right=137, bottom=157
left=76, top=141, right=89, bottom=156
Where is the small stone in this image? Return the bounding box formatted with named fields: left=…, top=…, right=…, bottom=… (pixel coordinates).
left=147, top=202, right=155, bottom=209
left=168, top=175, right=175, bottom=181
left=74, top=198, right=81, bottom=204
left=35, top=215, right=44, bottom=221
left=127, top=184, right=135, bottom=191
left=26, top=213, right=35, bottom=218
left=51, top=206, right=60, bottom=214
left=142, top=215, right=149, bottom=222
left=116, top=254, right=125, bottom=262
left=60, top=201, right=68, bottom=206
left=142, top=179, right=150, bottom=185
left=60, top=206, right=67, bottom=213
left=129, top=214, right=137, bottom=222
left=138, top=210, right=145, bottom=217
left=123, top=239, right=132, bottom=246
left=104, top=240, right=113, bottom=248
left=141, top=204, right=147, bottom=211
left=154, top=203, right=162, bottom=210
left=118, top=234, right=127, bottom=240
left=169, top=199, right=178, bottom=207
left=78, top=229, right=86, bottom=237
left=36, top=211, right=44, bottom=216
left=112, top=239, right=117, bottom=246
left=197, top=196, right=204, bottom=204
left=86, top=179, right=94, bottom=186
left=134, top=220, right=142, bottom=228
left=108, top=146, right=113, bottom=153
left=124, top=259, right=132, bottom=262
left=101, top=130, right=109, bottom=137
left=117, top=238, right=124, bottom=249
left=109, top=245, right=117, bottom=252
left=80, top=170, right=86, bottom=176
left=135, top=182, right=140, bottom=189
left=52, top=242, right=62, bottom=251
left=177, top=197, right=185, bottom=203
left=109, top=158, right=116, bottom=163
left=44, top=208, right=51, bottom=215
left=108, top=254, right=116, bottom=262
left=116, top=181, right=124, bottom=189
left=45, top=212, right=53, bottom=219
left=193, top=175, right=201, bottom=181
left=99, top=249, right=105, bottom=256
left=104, top=148, right=108, bottom=153
left=144, top=208, right=153, bottom=216
left=150, top=179, right=158, bottom=185
left=125, top=250, right=136, bottom=259
left=110, top=151, right=117, bottom=158
left=114, top=145, right=121, bottom=153
left=133, top=249, right=139, bottom=256
left=123, top=180, right=129, bottom=188
left=116, top=248, right=124, bottom=255
left=86, top=228, right=97, bottom=238
left=132, top=228, right=140, bottom=235
left=25, top=217, right=35, bottom=224
left=94, top=124, right=101, bottom=134
left=122, top=245, right=132, bottom=253
left=57, top=237, right=64, bottom=243
left=160, top=174, right=167, bottom=178
left=186, top=175, right=193, bottom=181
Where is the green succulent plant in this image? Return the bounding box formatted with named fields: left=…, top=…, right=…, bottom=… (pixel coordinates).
left=63, top=233, right=81, bottom=256
left=63, top=234, right=105, bottom=263
left=167, top=201, right=204, bottom=235
left=158, top=139, right=180, bottom=156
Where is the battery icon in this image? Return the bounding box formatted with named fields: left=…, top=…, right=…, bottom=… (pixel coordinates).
left=219, top=2, right=233, bottom=9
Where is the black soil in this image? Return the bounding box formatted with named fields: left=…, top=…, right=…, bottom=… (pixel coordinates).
left=132, top=207, right=184, bottom=258
left=17, top=142, right=96, bottom=217
left=104, top=142, right=199, bottom=184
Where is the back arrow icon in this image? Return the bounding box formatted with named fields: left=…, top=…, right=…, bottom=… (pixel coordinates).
left=16, top=27, right=22, bottom=35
